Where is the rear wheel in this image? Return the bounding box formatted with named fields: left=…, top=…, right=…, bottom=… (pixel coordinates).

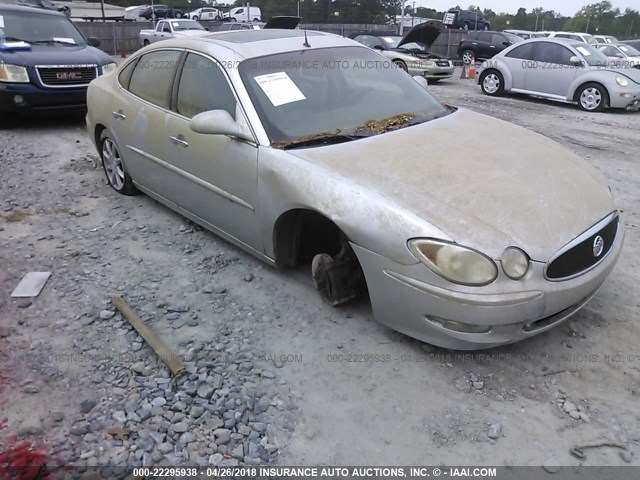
left=393, top=59, right=408, bottom=72
left=461, top=49, right=475, bottom=64
left=100, top=130, right=137, bottom=196
left=577, top=83, right=608, bottom=112
left=174, top=11, right=183, bottom=18
left=192, top=15, right=199, bottom=20
left=215, top=15, right=222, bottom=21
left=480, top=70, right=505, bottom=96
left=143, top=39, right=150, bottom=46
left=230, top=17, right=236, bottom=22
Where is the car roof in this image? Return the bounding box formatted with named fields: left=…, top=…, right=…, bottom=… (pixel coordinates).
left=0, top=3, right=64, bottom=15
left=163, top=29, right=356, bottom=60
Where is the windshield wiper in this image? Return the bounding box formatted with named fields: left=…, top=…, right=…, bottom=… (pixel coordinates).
left=31, top=39, right=77, bottom=46
left=1, top=36, right=31, bottom=43
left=272, top=131, right=370, bottom=150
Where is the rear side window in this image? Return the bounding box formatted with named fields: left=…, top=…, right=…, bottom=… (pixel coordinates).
left=118, top=59, right=138, bottom=88
left=477, top=33, right=492, bottom=42
left=128, top=50, right=182, bottom=109
left=505, top=43, right=537, bottom=60
left=533, top=42, right=574, bottom=65
left=176, top=53, right=236, bottom=119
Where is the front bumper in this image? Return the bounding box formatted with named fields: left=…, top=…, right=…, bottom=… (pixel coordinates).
left=0, top=82, right=88, bottom=114
left=606, top=84, right=640, bottom=110
left=352, top=222, right=624, bottom=350
left=407, top=62, right=455, bottom=80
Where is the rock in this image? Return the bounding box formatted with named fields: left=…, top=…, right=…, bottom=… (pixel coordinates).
left=70, top=423, right=90, bottom=436
left=213, top=428, right=231, bottom=445
left=208, top=453, right=224, bottom=466
left=542, top=459, right=561, bottom=473
left=173, top=422, right=189, bottom=433
left=157, top=443, right=173, bottom=454
left=237, top=425, right=251, bottom=436
left=80, top=399, right=97, bottom=414
left=0, top=326, right=11, bottom=338
left=569, top=410, right=581, bottom=419
left=99, top=310, right=115, bottom=320
left=151, top=397, right=166, bottom=407
left=578, top=412, right=590, bottom=422
left=244, top=274, right=254, bottom=282
left=22, top=384, right=40, bottom=394
left=167, top=305, right=189, bottom=313
left=619, top=450, right=633, bottom=463
left=563, top=401, right=577, bottom=413
left=180, top=432, right=196, bottom=444
left=51, top=412, right=64, bottom=422
left=112, top=411, right=127, bottom=423
left=149, top=432, right=166, bottom=444
left=190, top=406, right=205, bottom=419
left=197, top=384, right=215, bottom=400
left=304, top=430, right=316, bottom=440
left=472, top=381, right=484, bottom=390
left=487, top=423, right=502, bottom=440
left=18, top=418, right=44, bottom=436
left=166, top=312, right=180, bottom=321
left=230, top=443, right=244, bottom=460
left=131, top=362, right=146, bottom=374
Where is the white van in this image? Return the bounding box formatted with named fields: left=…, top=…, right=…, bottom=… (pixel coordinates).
left=223, top=6, right=261, bottom=22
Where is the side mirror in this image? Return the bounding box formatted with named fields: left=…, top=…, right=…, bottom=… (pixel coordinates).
left=413, top=75, right=429, bottom=89
left=569, top=55, right=583, bottom=67
left=87, top=37, right=101, bottom=48
left=503, top=41, right=511, bottom=46
left=190, top=110, right=254, bottom=142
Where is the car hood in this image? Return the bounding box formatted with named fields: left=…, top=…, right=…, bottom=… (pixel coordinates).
left=0, top=44, right=112, bottom=66
left=286, top=109, right=615, bottom=261
left=174, top=30, right=209, bottom=37
left=397, top=20, right=443, bottom=50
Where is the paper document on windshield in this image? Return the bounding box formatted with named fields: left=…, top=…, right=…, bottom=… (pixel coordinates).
left=53, top=37, right=76, bottom=44
left=254, top=72, right=306, bottom=107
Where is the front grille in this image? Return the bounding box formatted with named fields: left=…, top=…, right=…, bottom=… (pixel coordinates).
left=546, top=213, right=618, bottom=280
left=36, top=65, right=97, bottom=88
left=436, top=61, right=451, bottom=67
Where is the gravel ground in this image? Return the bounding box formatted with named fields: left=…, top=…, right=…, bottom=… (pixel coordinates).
left=1, top=70, right=639, bottom=476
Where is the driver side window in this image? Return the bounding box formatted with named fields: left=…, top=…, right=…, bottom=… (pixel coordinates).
left=176, top=53, right=237, bottom=119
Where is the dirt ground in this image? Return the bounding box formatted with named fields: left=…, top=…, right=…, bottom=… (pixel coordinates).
left=1, top=71, right=639, bottom=474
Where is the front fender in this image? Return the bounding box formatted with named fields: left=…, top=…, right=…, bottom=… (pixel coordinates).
left=567, top=71, right=616, bottom=101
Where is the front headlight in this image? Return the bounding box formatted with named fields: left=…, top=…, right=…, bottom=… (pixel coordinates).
left=616, top=75, right=629, bottom=87
left=424, top=61, right=436, bottom=67
left=408, top=239, right=498, bottom=286
left=101, top=62, right=117, bottom=75
left=501, top=247, right=530, bottom=280
left=0, top=63, right=30, bottom=83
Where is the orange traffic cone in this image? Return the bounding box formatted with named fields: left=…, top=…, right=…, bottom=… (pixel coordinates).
left=468, top=57, right=476, bottom=79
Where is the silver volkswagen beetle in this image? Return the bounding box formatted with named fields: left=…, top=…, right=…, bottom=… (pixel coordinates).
left=86, top=30, right=623, bottom=349
left=477, top=37, right=640, bottom=111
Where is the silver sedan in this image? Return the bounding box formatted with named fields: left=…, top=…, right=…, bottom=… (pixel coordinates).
left=477, top=38, right=640, bottom=111
left=86, top=31, right=622, bottom=349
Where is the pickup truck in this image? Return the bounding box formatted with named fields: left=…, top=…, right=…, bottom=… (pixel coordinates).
left=139, top=19, right=206, bottom=46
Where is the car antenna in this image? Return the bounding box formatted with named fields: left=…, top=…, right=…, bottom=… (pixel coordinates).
left=303, top=29, right=311, bottom=48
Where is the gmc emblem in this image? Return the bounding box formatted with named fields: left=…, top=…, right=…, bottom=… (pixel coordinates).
left=56, top=71, right=82, bottom=80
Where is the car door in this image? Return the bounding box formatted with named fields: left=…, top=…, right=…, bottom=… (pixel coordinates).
left=474, top=32, right=492, bottom=58
left=524, top=42, right=579, bottom=98
left=503, top=42, right=537, bottom=89
left=164, top=52, right=260, bottom=249
left=113, top=49, right=188, bottom=206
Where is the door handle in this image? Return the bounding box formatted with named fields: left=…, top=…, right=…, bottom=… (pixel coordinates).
left=112, top=110, right=126, bottom=120
left=170, top=135, right=189, bottom=148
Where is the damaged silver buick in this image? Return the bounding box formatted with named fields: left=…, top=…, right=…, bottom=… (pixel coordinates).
left=86, top=29, right=623, bottom=349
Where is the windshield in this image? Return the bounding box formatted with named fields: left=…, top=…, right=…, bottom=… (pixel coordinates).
left=239, top=46, right=449, bottom=145
left=0, top=9, right=85, bottom=45
left=619, top=44, right=640, bottom=56
left=584, top=34, right=598, bottom=44
left=504, top=33, right=525, bottom=44
left=171, top=20, right=204, bottom=31
left=573, top=43, right=612, bottom=66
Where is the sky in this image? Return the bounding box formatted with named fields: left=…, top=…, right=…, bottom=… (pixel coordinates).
left=406, top=1, right=638, bottom=17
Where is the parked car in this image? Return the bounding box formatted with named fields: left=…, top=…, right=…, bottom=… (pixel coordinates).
left=217, top=16, right=300, bottom=31
left=548, top=31, right=598, bottom=45
left=189, top=7, right=221, bottom=22
left=504, top=29, right=547, bottom=40
left=443, top=9, right=490, bottom=30
left=139, top=4, right=183, bottom=20
left=477, top=38, right=640, bottom=112
left=458, top=31, right=523, bottom=63
left=594, top=35, right=618, bottom=44
left=139, top=19, right=206, bottom=46
left=2, top=0, right=69, bottom=16
left=0, top=4, right=115, bottom=115
left=124, top=5, right=149, bottom=21
left=86, top=30, right=622, bottom=349
left=222, top=6, right=260, bottom=22
left=595, top=43, right=640, bottom=67
left=620, top=39, right=640, bottom=51
left=217, top=22, right=262, bottom=31
left=352, top=21, right=454, bottom=82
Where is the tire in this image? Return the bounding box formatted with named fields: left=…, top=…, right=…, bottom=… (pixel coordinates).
left=192, top=15, right=199, bottom=20
left=393, top=59, right=408, bottom=72
left=215, top=15, right=222, bottom=21
left=253, top=17, right=259, bottom=22
left=463, top=21, right=470, bottom=30
left=461, top=49, right=475, bottom=64
left=576, top=83, right=608, bottom=112
left=483, top=24, right=489, bottom=30
left=143, top=39, right=150, bottom=46
left=230, top=17, right=236, bottom=22
left=100, top=130, right=137, bottom=196
left=480, top=70, right=505, bottom=97
left=174, top=12, right=183, bottom=18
